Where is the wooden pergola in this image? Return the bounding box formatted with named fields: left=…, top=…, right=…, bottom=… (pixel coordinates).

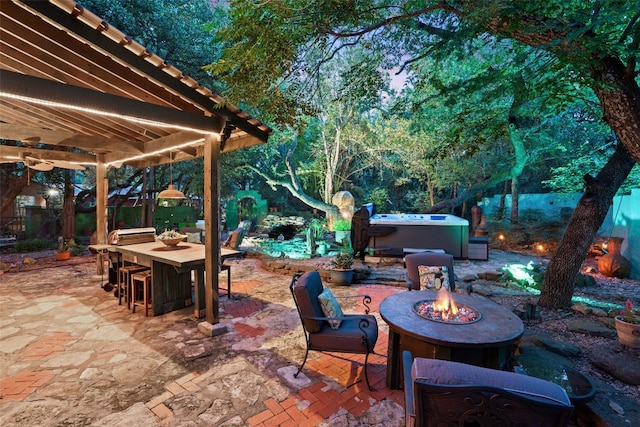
left=0, top=0, right=271, bottom=325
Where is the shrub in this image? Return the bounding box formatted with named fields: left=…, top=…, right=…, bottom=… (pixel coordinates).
left=15, top=239, right=53, bottom=253
left=332, top=219, right=351, bottom=231
left=71, top=244, right=86, bottom=257
left=308, top=218, right=327, bottom=239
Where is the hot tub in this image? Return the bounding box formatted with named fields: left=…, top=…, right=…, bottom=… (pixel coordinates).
left=368, top=213, right=469, bottom=258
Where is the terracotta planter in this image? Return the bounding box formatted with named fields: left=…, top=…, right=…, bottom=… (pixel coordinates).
left=330, top=270, right=353, bottom=286
left=55, top=251, right=71, bottom=261
left=615, top=316, right=640, bottom=348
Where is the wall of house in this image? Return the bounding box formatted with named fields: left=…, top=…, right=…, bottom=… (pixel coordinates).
left=479, top=189, right=640, bottom=279
left=1, top=185, right=46, bottom=218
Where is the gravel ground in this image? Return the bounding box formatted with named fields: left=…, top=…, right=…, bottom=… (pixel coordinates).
left=483, top=254, right=640, bottom=404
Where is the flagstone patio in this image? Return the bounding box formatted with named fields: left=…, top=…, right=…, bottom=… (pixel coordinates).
left=0, top=258, right=407, bottom=426
left=1, top=252, right=638, bottom=426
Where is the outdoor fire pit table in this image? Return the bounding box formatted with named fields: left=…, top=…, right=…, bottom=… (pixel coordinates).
left=380, top=290, right=524, bottom=389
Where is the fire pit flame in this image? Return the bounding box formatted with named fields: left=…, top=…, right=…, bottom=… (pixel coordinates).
left=413, top=289, right=481, bottom=324
left=433, top=288, right=459, bottom=319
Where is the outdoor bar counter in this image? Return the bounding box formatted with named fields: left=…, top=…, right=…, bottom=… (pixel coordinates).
left=113, top=242, right=240, bottom=318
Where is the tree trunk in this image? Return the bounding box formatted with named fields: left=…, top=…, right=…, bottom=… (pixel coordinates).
left=510, top=177, right=519, bottom=224
left=62, top=169, right=75, bottom=240
left=539, top=142, right=635, bottom=308
left=538, top=55, right=640, bottom=309
left=496, top=180, right=508, bottom=220
left=590, top=56, right=640, bottom=165
left=248, top=136, right=340, bottom=220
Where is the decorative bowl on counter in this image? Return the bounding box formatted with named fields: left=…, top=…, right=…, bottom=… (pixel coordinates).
left=156, top=231, right=187, bottom=246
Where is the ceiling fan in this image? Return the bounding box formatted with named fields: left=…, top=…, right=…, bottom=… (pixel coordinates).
left=20, top=154, right=86, bottom=171
left=0, top=152, right=86, bottom=171
left=0, top=137, right=86, bottom=171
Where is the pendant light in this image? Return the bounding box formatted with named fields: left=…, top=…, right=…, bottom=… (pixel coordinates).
left=158, top=151, right=186, bottom=199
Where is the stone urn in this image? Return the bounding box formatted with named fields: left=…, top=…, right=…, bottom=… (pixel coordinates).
left=598, top=238, right=630, bottom=278
left=614, top=316, right=640, bottom=348
left=598, top=253, right=631, bottom=278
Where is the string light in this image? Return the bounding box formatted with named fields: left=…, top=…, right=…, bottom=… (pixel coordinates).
left=0, top=92, right=219, bottom=134
left=104, top=138, right=204, bottom=167
left=0, top=91, right=214, bottom=168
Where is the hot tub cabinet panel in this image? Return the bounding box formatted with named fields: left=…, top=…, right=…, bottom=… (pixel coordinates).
left=368, top=214, right=469, bottom=259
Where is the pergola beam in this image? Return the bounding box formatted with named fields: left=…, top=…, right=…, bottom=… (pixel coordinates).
left=1, top=70, right=225, bottom=135
left=0, top=144, right=96, bottom=164
left=0, top=124, right=143, bottom=154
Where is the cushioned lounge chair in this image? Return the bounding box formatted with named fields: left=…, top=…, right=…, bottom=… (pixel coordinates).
left=403, top=351, right=573, bottom=427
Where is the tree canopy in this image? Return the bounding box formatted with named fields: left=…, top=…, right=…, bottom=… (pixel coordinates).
left=209, top=0, right=639, bottom=308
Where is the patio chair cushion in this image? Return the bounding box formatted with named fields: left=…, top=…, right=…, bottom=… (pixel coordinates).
left=406, top=252, right=456, bottom=291
left=309, top=315, right=378, bottom=353
left=292, top=270, right=326, bottom=332
left=318, top=287, right=344, bottom=329
left=412, top=358, right=571, bottom=407
left=418, top=266, right=451, bottom=291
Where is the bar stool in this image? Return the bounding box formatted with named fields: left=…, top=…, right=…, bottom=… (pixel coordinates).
left=131, top=270, right=153, bottom=316
left=118, top=265, right=148, bottom=308
left=220, top=264, right=231, bottom=298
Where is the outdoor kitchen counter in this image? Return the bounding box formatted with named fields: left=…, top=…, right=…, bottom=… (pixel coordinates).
left=113, top=242, right=240, bottom=318
left=380, top=290, right=524, bottom=389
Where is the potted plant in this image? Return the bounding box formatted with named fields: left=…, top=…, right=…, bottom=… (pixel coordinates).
left=55, top=237, right=72, bottom=261
left=330, top=249, right=354, bottom=286
left=333, top=219, right=351, bottom=246
left=614, top=299, right=640, bottom=348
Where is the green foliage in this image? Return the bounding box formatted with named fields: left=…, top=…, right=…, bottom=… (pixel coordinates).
left=14, top=239, right=53, bottom=253
left=58, top=237, right=75, bottom=253
left=71, top=244, right=86, bottom=257
left=82, top=0, right=222, bottom=89
left=308, top=218, right=327, bottom=239
left=619, top=300, right=640, bottom=325
left=545, top=157, right=640, bottom=194
left=332, top=219, right=351, bottom=231
left=70, top=0, right=640, bottom=223
left=367, top=188, right=389, bottom=209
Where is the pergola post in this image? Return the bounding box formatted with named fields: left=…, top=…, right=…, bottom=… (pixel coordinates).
left=203, top=132, right=221, bottom=325
left=96, top=155, right=107, bottom=245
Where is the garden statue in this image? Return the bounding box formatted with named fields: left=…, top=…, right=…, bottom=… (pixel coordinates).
left=331, top=191, right=355, bottom=226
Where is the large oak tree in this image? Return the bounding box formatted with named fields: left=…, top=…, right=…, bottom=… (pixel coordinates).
left=212, top=1, right=639, bottom=308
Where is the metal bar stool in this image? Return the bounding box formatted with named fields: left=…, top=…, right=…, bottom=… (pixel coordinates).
left=131, top=270, right=153, bottom=316
left=220, top=264, right=231, bottom=298
left=117, top=264, right=148, bottom=308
